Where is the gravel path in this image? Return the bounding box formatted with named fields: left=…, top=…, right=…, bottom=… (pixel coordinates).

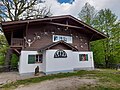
left=15, top=76, right=97, bottom=90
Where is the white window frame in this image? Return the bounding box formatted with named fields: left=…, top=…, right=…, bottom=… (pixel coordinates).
left=35, top=54, right=43, bottom=63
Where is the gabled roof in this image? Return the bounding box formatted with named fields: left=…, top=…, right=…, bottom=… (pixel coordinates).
left=38, top=40, right=78, bottom=52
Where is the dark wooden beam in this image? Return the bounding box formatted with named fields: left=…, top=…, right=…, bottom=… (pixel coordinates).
left=3, top=24, right=26, bottom=30
left=25, top=22, right=29, bottom=37
left=13, top=49, right=21, bottom=55
left=46, top=22, right=85, bottom=29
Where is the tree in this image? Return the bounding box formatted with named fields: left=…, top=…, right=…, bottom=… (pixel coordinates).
left=78, top=3, right=120, bottom=68
left=109, top=21, right=120, bottom=65
left=78, top=3, right=105, bottom=67
left=0, top=34, right=8, bottom=65
left=93, top=9, right=120, bottom=68
left=23, top=4, right=52, bottom=19
left=0, top=0, right=37, bottom=21
left=78, top=2, right=97, bottom=25
left=0, top=0, right=52, bottom=21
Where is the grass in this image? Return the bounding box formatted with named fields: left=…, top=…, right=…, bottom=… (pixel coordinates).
left=1, top=69, right=120, bottom=90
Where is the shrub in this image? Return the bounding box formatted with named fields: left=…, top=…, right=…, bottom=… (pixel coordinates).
left=11, top=54, right=19, bottom=70
left=0, top=55, right=5, bottom=65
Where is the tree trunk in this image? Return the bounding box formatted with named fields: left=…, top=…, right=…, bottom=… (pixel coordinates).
left=4, top=48, right=13, bottom=71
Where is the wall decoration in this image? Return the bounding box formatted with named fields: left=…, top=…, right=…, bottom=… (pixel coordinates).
left=24, top=33, right=40, bottom=47
left=76, top=36, right=78, bottom=38
left=44, top=32, right=48, bottom=35
left=70, top=34, right=73, bottom=36
left=85, top=43, right=87, bottom=45
left=79, top=54, right=88, bottom=61
left=57, top=27, right=60, bottom=30
left=80, top=45, right=83, bottom=48
left=54, top=50, right=67, bottom=58
left=51, top=32, right=55, bottom=34
left=80, top=39, right=83, bottom=41
left=75, top=45, right=78, bottom=49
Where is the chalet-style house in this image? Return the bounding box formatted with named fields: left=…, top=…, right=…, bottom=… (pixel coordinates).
left=2, top=15, right=107, bottom=75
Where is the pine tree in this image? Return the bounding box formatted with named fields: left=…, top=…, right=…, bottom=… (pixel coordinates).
left=78, top=2, right=97, bottom=25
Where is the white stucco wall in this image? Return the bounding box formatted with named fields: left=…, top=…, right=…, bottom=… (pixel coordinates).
left=19, top=50, right=94, bottom=75
left=45, top=50, right=74, bottom=74
left=19, top=51, right=45, bottom=74
left=45, top=50, right=94, bottom=74
left=73, top=52, right=94, bottom=70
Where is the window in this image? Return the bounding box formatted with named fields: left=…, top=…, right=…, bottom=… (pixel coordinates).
left=79, top=54, right=88, bottom=61
left=28, top=54, right=43, bottom=64
left=28, top=55, right=35, bottom=64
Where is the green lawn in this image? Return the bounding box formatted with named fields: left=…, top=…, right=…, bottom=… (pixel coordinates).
left=1, top=69, right=120, bottom=90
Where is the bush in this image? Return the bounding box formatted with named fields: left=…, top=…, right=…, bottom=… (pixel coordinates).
left=11, top=54, right=19, bottom=70
left=0, top=55, right=5, bottom=65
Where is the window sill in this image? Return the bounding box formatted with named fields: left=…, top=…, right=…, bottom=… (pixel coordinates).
left=35, top=62, right=42, bottom=64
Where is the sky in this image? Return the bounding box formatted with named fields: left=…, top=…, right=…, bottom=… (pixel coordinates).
left=43, top=0, right=120, bottom=19
left=57, top=0, right=75, bottom=4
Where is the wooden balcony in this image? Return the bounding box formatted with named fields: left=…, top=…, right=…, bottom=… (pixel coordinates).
left=11, top=38, right=24, bottom=48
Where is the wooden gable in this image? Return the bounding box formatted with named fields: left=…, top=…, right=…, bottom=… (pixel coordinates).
left=38, top=40, right=78, bottom=52
left=1, top=15, right=107, bottom=45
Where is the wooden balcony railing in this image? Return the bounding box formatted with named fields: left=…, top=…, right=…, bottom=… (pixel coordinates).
left=11, top=38, right=24, bottom=47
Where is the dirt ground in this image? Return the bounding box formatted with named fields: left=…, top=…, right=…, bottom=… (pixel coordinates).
left=0, top=72, right=98, bottom=90
left=15, top=76, right=97, bottom=90
left=0, top=72, right=44, bottom=86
